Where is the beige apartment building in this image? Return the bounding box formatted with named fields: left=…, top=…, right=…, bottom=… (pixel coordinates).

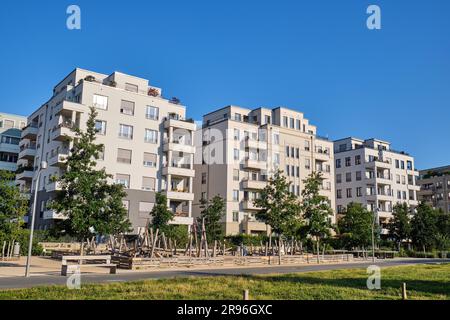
left=417, top=165, right=450, bottom=213
left=333, top=137, right=420, bottom=234
left=193, top=106, right=336, bottom=235
left=0, top=113, right=27, bottom=172
left=16, top=68, right=196, bottom=233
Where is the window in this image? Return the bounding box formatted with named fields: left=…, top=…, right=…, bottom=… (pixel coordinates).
left=0, top=135, right=20, bottom=145
left=234, top=129, right=240, bottom=141
left=233, top=169, right=239, bottom=181
left=202, top=172, right=207, bottom=184
left=346, top=172, right=352, bottom=182
left=304, top=140, right=310, bottom=151
left=397, top=191, right=401, bottom=199
left=234, top=113, right=242, bottom=121
left=395, top=159, right=400, bottom=169
left=274, top=153, right=280, bottom=166
left=296, top=148, right=300, bottom=159
left=286, top=146, right=290, bottom=157
left=356, top=187, right=362, bottom=197
left=402, top=175, right=406, bottom=185
left=144, top=129, right=158, bottom=143
left=201, top=192, right=207, bottom=200
left=305, top=158, right=311, bottom=169
left=264, top=115, right=271, bottom=124
left=116, top=174, right=130, bottom=188
left=336, top=159, right=341, bottom=168
left=283, top=116, right=288, bottom=127
left=401, top=161, right=405, bottom=169
left=346, top=188, right=352, bottom=198
left=345, top=157, right=351, bottom=167
left=336, top=174, right=342, bottom=183
left=117, top=148, right=132, bottom=164
left=146, top=106, right=159, bottom=120
left=407, top=160, right=413, bottom=170
left=286, top=165, right=290, bottom=176
left=93, top=94, right=108, bottom=110
left=143, top=153, right=157, bottom=167
left=296, top=119, right=301, bottom=130
left=125, top=83, right=138, bottom=93
left=95, top=120, right=106, bottom=135
left=273, top=134, right=280, bottom=145
left=232, top=211, right=239, bottom=222
left=337, top=189, right=342, bottom=199
left=339, top=144, right=346, bottom=152
left=139, top=202, right=154, bottom=218
left=296, top=166, right=300, bottom=177
left=98, top=146, right=105, bottom=160
left=232, top=190, right=239, bottom=201
left=356, top=171, right=362, bottom=181
left=120, top=100, right=135, bottom=116
left=396, top=174, right=400, bottom=184
left=119, top=124, right=133, bottom=139
left=355, top=155, right=361, bottom=165
left=234, top=148, right=239, bottom=161
left=290, top=118, right=295, bottom=129
left=337, top=205, right=344, bottom=214
left=142, top=177, right=155, bottom=191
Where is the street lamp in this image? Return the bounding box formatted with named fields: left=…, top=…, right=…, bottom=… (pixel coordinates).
left=371, top=208, right=379, bottom=263
left=25, top=161, right=47, bottom=277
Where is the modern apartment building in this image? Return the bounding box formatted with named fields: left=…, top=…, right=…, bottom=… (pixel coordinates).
left=0, top=113, right=27, bottom=172
left=417, top=165, right=450, bottom=213
left=17, top=68, right=196, bottom=233
left=333, top=137, right=420, bottom=234
left=193, top=106, right=336, bottom=235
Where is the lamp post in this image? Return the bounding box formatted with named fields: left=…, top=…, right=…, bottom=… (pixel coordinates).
left=371, top=208, right=379, bottom=263
left=25, top=161, right=47, bottom=277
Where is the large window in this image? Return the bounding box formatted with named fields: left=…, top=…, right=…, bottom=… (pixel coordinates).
left=146, top=106, right=159, bottom=120
left=93, top=94, right=108, bottom=110
left=120, top=100, right=135, bottom=116
left=142, top=177, right=156, bottom=191
left=116, top=174, right=130, bottom=188
left=143, top=153, right=157, bottom=167
left=119, top=124, right=133, bottom=139
left=94, top=120, right=106, bottom=135
left=145, top=129, right=158, bottom=143
left=117, top=148, right=132, bottom=164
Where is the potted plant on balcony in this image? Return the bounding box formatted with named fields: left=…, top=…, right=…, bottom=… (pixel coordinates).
left=84, top=75, right=96, bottom=82
left=148, top=88, right=159, bottom=97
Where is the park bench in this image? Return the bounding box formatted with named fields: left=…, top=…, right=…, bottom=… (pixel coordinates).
left=61, top=255, right=117, bottom=276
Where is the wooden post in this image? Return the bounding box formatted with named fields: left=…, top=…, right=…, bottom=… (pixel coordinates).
left=213, top=240, right=217, bottom=258
left=2, top=241, right=6, bottom=260
left=265, top=242, right=268, bottom=256
left=278, top=238, right=282, bottom=265
left=269, top=233, right=272, bottom=256
left=243, top=289, right=249, bottom=300
left=402, top=283, right=407, bottom=300
left=150, top=229, right=159, bottom=258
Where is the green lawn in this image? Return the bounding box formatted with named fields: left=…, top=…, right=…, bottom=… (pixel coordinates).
left=1, top=263, right=449, bottom=300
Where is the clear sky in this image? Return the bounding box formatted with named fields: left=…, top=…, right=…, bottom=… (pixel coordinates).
left=0, top=0, right=449, bottom=169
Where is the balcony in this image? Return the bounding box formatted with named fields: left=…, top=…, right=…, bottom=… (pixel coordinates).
left=162, top=164, right=195, bottom=178
left=243, top=200, right=261, bottom=211
left=0, top=161, right=17, bottom=171
left=0, top=142, right=19, bottom=154
left=163, top=190, right=194, bottom=202
left=46, top=181, right=62, bottom=192
left=169, top=212, right=194, bottom=226
left=43, top=210, right=67, bottom=220
left=164, top=117, right=196, bottom=132
left=242, top=179, right=266, bottom=190
left=365, top=159, right=391, bottom=169
left=163, top=139, right=195, bottom=154
left=314, top=148, right=331, bottom=161
left=16, top=167, right=34, bottom=181
left=18, top=144, right=36, bottom=160
left=49, top=154, right=68, bottom=167
left=51, top=121, right=76, bottom=141
left=21, top=124, right=38, bottom=139
left=376, top=175, right=392, bottom=185
left=242, top=217, right=268, bottom=234
left=54, top=100, right=85, bottom=116
left=244, top=137, right=266, bottom=150
left=243, top=159, right=266, bottom=170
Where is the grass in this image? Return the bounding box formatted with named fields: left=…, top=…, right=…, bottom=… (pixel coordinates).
left=0, top=263, right=449, bottom=300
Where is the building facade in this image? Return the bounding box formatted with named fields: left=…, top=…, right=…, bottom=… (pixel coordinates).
left=193, top=106, right=336, bottom=235
left=0, top=113, right=27, bottom=172
left=16, top=68, right=196, bottom=233
left=333, top=137, right=420, bottom=234
left=417, top=165, right=450, bottom=213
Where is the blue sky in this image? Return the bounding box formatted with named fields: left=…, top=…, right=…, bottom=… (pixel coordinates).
left=0, top=0, right=449, bottom=169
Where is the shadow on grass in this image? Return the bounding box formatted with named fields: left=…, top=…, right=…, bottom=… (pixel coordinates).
left=241, top=273, right=449, bottom=297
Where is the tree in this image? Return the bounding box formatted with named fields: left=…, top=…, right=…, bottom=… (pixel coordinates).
left=410, top=202, right=438, bottom=252
left=337, top=202, right=374, bottom=250
left=388, top=203, right=411, bottom=250
left=50, top=107, right=131, bottom=246
left=0, top=170, right=28, bottom=244
left=301, top=172, right=333, bottom=258
left=149, top=192, right=174, bottom=235
left=435, top=210, right=450, bottom=251
left=254, top=170, right=301, bottom=235
left=198, top=195, right=225, bottom=242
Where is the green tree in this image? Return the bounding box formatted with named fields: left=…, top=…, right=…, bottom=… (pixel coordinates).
left=0, top=170, right=28, bottom=244
left=435, top=210, right=450, bottom=251
left=337, top=202, right=374, bottom=250
left=149, top=192, right=174, bottom=235
left=198, top=195, right=225, bottom=242
left=50, top=107, right=131, bottom=245
left=388, top=203, right=411, bottom=250
left=301, top=172, right=333, bottom=257
left=254, top=170, right=301, bottom=235
left=411, top=202, right=438, bottom=252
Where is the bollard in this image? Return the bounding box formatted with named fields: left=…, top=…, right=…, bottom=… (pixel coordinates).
left=402, top=283, right=407, bottom=300
left=243, top=289, right=249, bottom=300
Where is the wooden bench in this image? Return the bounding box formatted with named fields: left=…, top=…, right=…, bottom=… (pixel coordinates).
left=61, top=255, right=117, bottom=276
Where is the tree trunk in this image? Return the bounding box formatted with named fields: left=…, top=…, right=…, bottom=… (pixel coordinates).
left=316, top=239, right=320, bottom=264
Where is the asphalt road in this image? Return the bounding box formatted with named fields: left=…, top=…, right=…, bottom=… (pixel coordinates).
left=0, top=258, right=447, bottom=290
